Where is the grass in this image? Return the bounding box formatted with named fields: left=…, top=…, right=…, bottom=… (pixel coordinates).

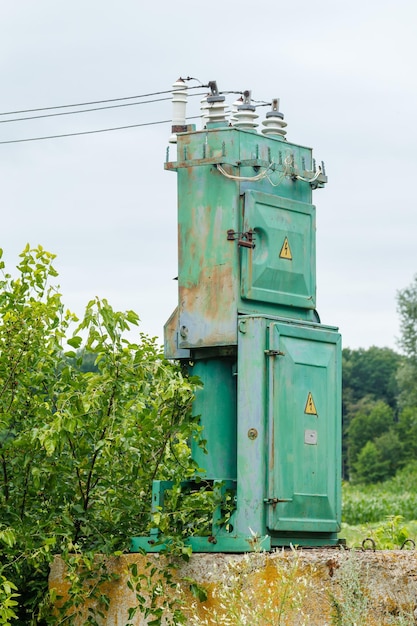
left=342, top=462, right=417, bottom=527
left=341, top=465, right=417, bottom=549
left=342, top=483, right=417, bottom=525
left=340, top=519, right=417, bottom=549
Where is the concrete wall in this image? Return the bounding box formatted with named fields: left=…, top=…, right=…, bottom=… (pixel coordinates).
left=49, top=550, right=417, bottom=625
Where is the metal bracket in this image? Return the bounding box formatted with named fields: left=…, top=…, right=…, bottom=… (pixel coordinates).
left=208, top=81, right=219, bottom=97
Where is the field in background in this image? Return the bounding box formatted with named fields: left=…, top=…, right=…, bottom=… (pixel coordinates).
left=341, top=464, right=417, bottom=549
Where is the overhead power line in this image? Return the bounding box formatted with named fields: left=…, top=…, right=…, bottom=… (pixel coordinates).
left=0, top=92, right=207, bottom=125
left=0, top=81, right=250, bottom=145
left=0, top=85, right=205, bottom=117
left=0, top=116, right=201, bottom=145
left=0, top=97, right=172, bottom=124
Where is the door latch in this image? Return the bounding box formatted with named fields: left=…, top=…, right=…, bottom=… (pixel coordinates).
left=227, top=229, right=256, bottom=249
left=264, top=497, right=293, bottom=505
left=264, top=349, right=285, bottom=357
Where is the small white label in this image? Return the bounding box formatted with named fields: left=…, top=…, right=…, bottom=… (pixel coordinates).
left=304, top=429, right=318, bottom=445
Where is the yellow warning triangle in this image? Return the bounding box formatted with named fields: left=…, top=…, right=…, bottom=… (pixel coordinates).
left=304, top=392, right=318, bottom=415
left=279, top=237, right=292, bottom=260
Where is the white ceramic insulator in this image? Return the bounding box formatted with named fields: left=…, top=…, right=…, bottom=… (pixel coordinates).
left=230, top=97, right=244, bottom=126
left=200, top=95, right=210, bottom=126
left=169, top=79, right=188, bottom=143
left=206, top=99, right=228, bottom=125
left=171, top=79, right=187, bottom=125
left=261, top=116, right=288, bottom=137
left=233, top=108, right=259, bottom=130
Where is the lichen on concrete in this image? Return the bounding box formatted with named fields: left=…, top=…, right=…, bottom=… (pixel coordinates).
left=49, top=549, right=417, bottom=625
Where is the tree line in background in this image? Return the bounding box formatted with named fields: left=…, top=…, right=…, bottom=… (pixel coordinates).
left=343, top=273, right=417, bottom=483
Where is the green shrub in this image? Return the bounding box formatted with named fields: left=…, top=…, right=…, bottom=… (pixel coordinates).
left=0, top=246, right=201, bottom=623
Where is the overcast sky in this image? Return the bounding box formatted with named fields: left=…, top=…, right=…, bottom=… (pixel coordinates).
left=1, top=1, right=416, bottom=352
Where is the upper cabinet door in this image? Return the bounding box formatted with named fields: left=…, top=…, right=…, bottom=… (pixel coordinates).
left=241, top=190, right=316, bottom=309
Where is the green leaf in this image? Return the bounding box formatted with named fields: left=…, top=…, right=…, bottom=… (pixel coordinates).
left=0, top=529, right=16, bottom=548
left=127, top=606, right=138, bottom=620
left=189, top=582, right=208, bottom=602
left=67, top=335, right=83, bottom=349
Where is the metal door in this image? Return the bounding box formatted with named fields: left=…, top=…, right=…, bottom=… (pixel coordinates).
left=240, top=190, right=316, bottom=309
left=266, top=321, right=341, bottom=533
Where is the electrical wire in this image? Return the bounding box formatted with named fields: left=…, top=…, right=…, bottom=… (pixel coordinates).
left=251, top=100, right=272, bottom=106
left=0, top=90, right=174, bottom=117
left=0, top=97, right=172, bottom=124
left=0, top=116, right=201, bottom=145
left=265, top=171, right=286, bottom=187
left=294, top=167, right=322, bottom=183
left=216, top=163, right=274, bottom=182
left=0, top=82, right=276, bottom=146
left=0, top=92, right=208, bottom=125
left=0, top=85, right=205, bottom=117
left=217, top=156, right=321, bottom=187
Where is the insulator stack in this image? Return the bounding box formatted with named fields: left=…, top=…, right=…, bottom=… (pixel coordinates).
left=169, top=78, right=188, bottom=144
left=261, top=98, right=287, bottom=138
left=200, top=94, right=210, bottom=126
left=233, top=90, right=258, bottom=130
left=205, top=81, right=228, bottom=127
left=230, top=96, right=244, bottom=126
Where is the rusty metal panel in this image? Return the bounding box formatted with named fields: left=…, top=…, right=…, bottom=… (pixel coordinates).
left=176, top=164, right=240, bottom=348
left=164, top=306, right=190, bottom=359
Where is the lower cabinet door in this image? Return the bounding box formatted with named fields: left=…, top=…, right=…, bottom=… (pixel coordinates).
left=265, top=321, right=341, bottom=533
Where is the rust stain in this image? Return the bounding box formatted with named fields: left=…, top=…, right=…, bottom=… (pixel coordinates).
left=326, top=557, right=340, bottom=578
left=179, top=262, right=237, bottom=347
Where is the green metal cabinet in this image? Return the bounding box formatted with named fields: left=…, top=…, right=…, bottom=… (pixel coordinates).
left=164, top=128, right=320, bottom=357
left=132, top=116, right=342, bottom=553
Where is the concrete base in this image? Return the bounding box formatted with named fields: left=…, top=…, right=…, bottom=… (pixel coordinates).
left=49, top=549, right=417, bottom=625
